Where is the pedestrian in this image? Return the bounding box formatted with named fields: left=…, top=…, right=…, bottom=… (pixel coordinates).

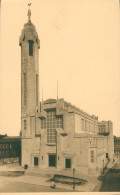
left=51, top=180, right=56, bottom=189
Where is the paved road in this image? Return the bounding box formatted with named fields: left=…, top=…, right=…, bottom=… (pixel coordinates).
left=100, top=160, right=120, bottom=192
left=0, top=183, right=74, bottom=192
left=0, top=181, right=73, bottom=192
left=0, top=176, right=73, bottom=192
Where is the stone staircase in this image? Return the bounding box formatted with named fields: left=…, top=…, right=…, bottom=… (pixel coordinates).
left=104, top=158, right=110, bottom=169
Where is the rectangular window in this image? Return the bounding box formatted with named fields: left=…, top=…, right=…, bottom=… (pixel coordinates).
left=81, top=119, right=84, bottom=130
left=28, top=40, right=34, bottom=56
left=41, top=109, right=63, bottom=143
left=106, top=153, right=108, bottom=158
left=36, top=75, right=38, bottom=106
left=89, top=122, right=90, bottom=131
left=56, top=116, right=63, bottom=128
left=41, top=110, right=63, bottom=130
left=24, top=73, right=27, bottom=105
left=85, top=120, right=87, bottom=131
left=47, top=129, right=56, bottom=143
left=87, top=121, right=89, bottom=131
left=90, top=150, right=94, bottom=163
left=95, top=125, right=98, bottom=133
left=65, top=159, right=71, bottom=168
left=89, top=123, right=91, bottom=131
left=99, top=125, right=106, bottom=132
left=24, top=120, right=27, bottom=130
left=101, top=125, right=106, bottom=132
left=93, top=124, right=95, bottom=132
left=99, top=126, right=101, bottom=132
left=41, top=119, right=46, bottom=129
left=91, top=123, right=93, bottom=132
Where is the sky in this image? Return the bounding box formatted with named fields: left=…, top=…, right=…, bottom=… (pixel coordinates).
left=0, top=0, right=120, bottom=136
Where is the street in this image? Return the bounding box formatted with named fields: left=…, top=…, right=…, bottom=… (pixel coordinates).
left=100, top=159, right=120, bottom=192
left=0, top=177, right=73, bottom=192
left=0, top=159, right=120, bottom=192
left=0, top=183, right=73, bottom=192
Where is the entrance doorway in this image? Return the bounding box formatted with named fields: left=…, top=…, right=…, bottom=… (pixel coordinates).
left=34, top=157, right=38, bottom=166
left=49, top=154, right=56, bottom=167
left=65, top=158, right=71, bottom=168
left=106, top=153, right=108, bottom=158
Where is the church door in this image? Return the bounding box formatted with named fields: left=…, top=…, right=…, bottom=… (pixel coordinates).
left=34, top=157, right=38, bottom=166
left=49, top=154, right=56, bottom=167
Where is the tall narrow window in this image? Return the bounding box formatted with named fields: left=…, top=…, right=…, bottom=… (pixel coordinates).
left=28, top=40, right=34, bottom=56
left=81, top=119, right=84, bottom=130
left=24, top=73, right=27, bottom=105
left=85, top=120, right=87, bottom=131
left=47, top=129, right=56, bottom=143
left=89, top=122, right=90, bottom=131
left=90, top=150, right=94, bottom=163
left=24, top=120, right=27, bottom=130
left=36, top=75, right=38, bottom=106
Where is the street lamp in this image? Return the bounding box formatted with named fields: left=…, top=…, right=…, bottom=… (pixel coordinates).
left=103, top=160, right=104, bottom=174
left=73, top=168, right=75, bottom=190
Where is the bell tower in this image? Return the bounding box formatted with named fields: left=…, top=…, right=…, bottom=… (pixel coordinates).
left=19, top=6, right=40, bottom=166
left=19, top=7, right=40, bottom=117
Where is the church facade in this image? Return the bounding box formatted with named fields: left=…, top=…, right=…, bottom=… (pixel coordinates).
left=19, top=9, right=114, bottom=173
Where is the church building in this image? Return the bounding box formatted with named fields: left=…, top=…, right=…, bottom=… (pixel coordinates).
left=19, top=8, right=114, bottom=173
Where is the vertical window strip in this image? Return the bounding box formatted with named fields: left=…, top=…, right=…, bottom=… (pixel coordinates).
left=81, top=119, right=84, bottom=130
left=85, top=120, right=87, bottom=131
left=24, top=73, right=27, bottom=105
left=47, top=129, right=56, bottom=143
left=36, top=75, right=38, bottom=106
left=24, top=120, right=27, bottom=130
left=90, top=150, right=94, bottom=163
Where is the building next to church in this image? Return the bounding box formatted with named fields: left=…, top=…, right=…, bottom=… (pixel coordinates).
left=114, top=136, right=120, bottom=157
left=19, top=8, right=114, bottom=173
left=0, top=135, right=21, bottom=164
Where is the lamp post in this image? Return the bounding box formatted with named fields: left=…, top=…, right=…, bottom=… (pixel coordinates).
left=56, top=130, right=57, bottom=168
left=103, top=159, right=104, bottom=175
left=73, top=168, right=75, bottom=190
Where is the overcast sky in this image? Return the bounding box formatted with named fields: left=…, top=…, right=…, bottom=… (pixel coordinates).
left=0, top=0, right=120, bottom=136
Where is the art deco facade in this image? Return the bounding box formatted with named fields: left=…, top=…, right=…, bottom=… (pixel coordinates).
left=19, top=9, right=114, bottom=173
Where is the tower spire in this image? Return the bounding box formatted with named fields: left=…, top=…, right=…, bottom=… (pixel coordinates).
left=28, top=3, right=32, bottom=22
